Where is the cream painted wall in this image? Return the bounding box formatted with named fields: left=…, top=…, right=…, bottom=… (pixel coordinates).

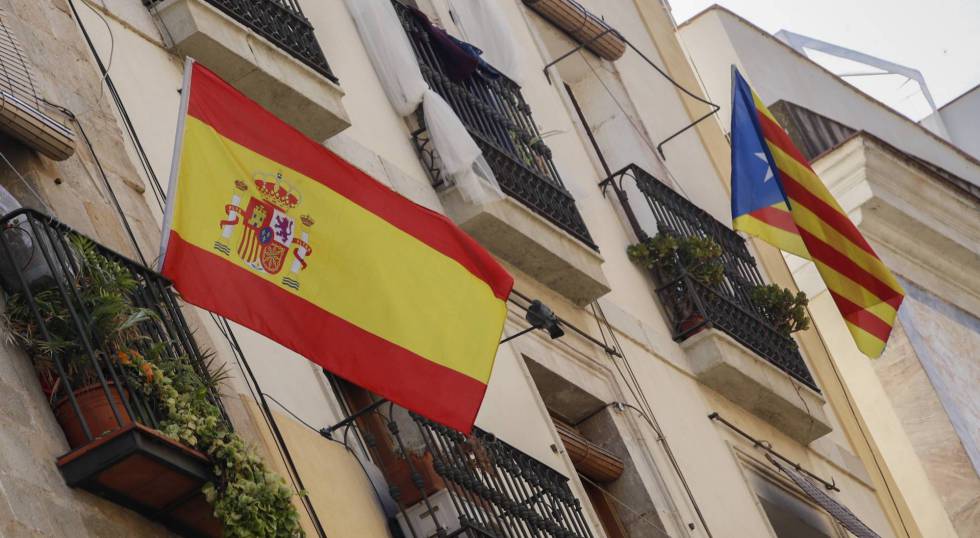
left=75, top=0, right=904, bottom=537
left=808, top=292, right=960, bottom=538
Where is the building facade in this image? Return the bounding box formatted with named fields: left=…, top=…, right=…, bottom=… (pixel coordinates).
left=679, top=7, right=980, bottom=537
left=0, top=0, right=941, bottom=537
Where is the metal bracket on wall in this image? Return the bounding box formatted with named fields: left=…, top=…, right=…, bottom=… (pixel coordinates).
left=543, top=32, right=720, bottom=159
left=708, top=411, right=839, bottom=491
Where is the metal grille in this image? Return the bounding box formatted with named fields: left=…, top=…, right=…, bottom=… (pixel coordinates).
left=393, top=0, right=596, bottom=249
left=0, top=209, right=229, bottom=446
left=0, top=8, right=40, bottom=107
left=351, top=402, right=595, bottom=538
left=605, top=164, right=818, bottom=390
left=145, top=0, right=336, bottom=82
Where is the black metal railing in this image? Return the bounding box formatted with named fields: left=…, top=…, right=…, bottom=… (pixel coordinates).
left=604, top=165, right=818, bottom=390
left=145, top=0, right=336, bottom=82
left=346, top=401, right=595, bottom=538
left=393, top=0, right=596, bottom=249
left=0, top=209, right=229, bottom=448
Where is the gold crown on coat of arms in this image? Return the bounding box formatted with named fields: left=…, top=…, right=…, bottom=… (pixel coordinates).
left=253, top=172, right=299, bottom=210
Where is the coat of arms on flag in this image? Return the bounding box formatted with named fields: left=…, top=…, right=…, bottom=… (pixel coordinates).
left=159, top=60, right=513, bottom=432
left=215, top=173, right=313, bottom=290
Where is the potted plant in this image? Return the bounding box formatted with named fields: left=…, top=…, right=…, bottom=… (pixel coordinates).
left=3, top=236, right=150, bottom=447
left=749, top=284, right=810, bottom=338
left=627, top=232, right=725, bottom=335
left=3, top=234, right=304, bottom=537
left=627, top=232, right=724, bottom=286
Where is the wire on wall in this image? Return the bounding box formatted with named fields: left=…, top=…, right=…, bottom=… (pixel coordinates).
left=589, top=300, right=715, bottom=538
left=65, top=1, right=328, bottom=535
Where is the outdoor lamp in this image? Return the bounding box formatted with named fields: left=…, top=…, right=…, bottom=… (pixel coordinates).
left=525, top=299, right=564, bottom=339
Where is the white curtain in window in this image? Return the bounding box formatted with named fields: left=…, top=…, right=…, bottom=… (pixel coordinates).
left=447, top=0, right=521, bottom=83
left=345, top=0, right=503, bottom=205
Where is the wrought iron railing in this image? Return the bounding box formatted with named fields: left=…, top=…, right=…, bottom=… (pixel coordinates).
left=345, top=401, right=595, bottom=538
left=0, top=209, right=229, bottom=448
left=604, top=164, right=818, bottom=390
left=145, top=0, right=336, bottom=82
left=393, top=0, right=596, bottom=249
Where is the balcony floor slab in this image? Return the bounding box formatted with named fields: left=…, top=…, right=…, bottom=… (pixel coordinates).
left=152, top=0, right=349, bottom=141
left=682, top=328, right=832, bottom=444
left=439, top=186, right=610, bottom=306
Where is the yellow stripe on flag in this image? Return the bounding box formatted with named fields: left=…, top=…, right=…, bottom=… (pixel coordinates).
left=811, top=259, right=899, bottom=322
left=785, top=198, right=905, bottom=297
left=733, top=213, right=809, bottom=258
left=172, top=117, right=504, bottom=383
left=844, top=320, right=887, bottom=358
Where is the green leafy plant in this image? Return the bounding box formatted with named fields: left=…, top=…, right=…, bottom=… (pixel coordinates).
left=627, top=232, right=725, bottom=287
left=750, top=283, right=811, bottom=337
left=2, top=233, right=304, bottom=537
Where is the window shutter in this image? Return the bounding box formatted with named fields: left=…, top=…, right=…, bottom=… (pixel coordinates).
left=0, top=8, right=74, bottom=160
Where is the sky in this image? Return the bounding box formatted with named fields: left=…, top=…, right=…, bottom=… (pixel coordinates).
left=667, top=0, right=980, bottom=120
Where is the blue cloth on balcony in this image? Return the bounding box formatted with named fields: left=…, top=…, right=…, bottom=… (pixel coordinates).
left=407, top=7, right=479, bottom=81
left=448, top=35, right=503, bottom=80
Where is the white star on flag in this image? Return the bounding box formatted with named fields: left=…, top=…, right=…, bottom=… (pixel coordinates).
left=755, top=152, right=774, bottom=182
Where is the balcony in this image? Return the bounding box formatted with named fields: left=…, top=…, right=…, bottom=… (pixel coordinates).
left=605, top=165, right=830, bottom=443
left=394, top=1, right=609, bottom=306
left=0, top=209, right=228, bottom=536
left=146, top=0, right=349, bottom=140
left=338, top=395, right=595, bottom=538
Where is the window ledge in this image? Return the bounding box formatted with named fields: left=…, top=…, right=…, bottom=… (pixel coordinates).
left=439, top=186, right=610, bottom=306
left=682, top=329, right=831, bottom=444
left=153, top=0, right=350, bottom=141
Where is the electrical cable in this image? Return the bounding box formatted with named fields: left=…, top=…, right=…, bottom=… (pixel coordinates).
left=218, top=317, right=329, bottom=538
left=263, top=391, right=395, bottom=522
left=588, top=300, right=715, bottom=538
left=0, top=150, right=54, bottom=215
left=44, top=102, right=149, bottom=267
left=263, top=392, right=320, bottom=434
left=65, top=3, right=330, bottom=533
left=578, top=51, right=694, bottom=201
left=75, top=0, right=115, bottom=115
left=577, top=474, right=674, bottom=538
left=66, top=0, right=167, bottom=211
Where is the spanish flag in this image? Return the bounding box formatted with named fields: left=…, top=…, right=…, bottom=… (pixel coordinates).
left=730, top=68, right=904, bottom=358
left=160, top=61, right=513, bottom=431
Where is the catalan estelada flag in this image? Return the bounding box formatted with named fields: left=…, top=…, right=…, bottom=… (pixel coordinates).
left=730, top=68, right=904, bottom=358
left=160, top=60, right=513, bottom=431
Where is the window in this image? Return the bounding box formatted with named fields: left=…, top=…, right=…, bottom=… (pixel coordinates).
left=744, top=460, right=843, bottom=538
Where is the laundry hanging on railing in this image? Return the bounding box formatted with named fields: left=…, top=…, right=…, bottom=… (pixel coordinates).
left=447, top=0, right=522, bottom=82
left=346, top=0, right=503, bottom=205
left=405, top=6, right=479, bottom=81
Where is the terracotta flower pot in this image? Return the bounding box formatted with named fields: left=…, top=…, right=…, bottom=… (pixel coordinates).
left=678, top=313, right=706, bottom=336
left=54, top=383, right=133, bottom=449
left=386, top=451, right=445, bottom=506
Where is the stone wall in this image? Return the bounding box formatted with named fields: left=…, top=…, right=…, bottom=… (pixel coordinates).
left=876, top=281, right=980, bottom=537
left=0, top=310, right=174, bottom=537
left=0, top=0, right=218, bottom=535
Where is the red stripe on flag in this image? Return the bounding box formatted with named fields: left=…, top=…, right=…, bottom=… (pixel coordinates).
left=775, top=169, right=880, bottom=258
left=796, top=227, right=901, bottom=304
left=828, top=291, right=893, bottom=343
left=749, top=205, right=798, bottom=233
left=185, top=64, right=512, bottom=300
left=755, top=113, right=880, bottom=258
left=162, top=232, right=489, bottom=433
